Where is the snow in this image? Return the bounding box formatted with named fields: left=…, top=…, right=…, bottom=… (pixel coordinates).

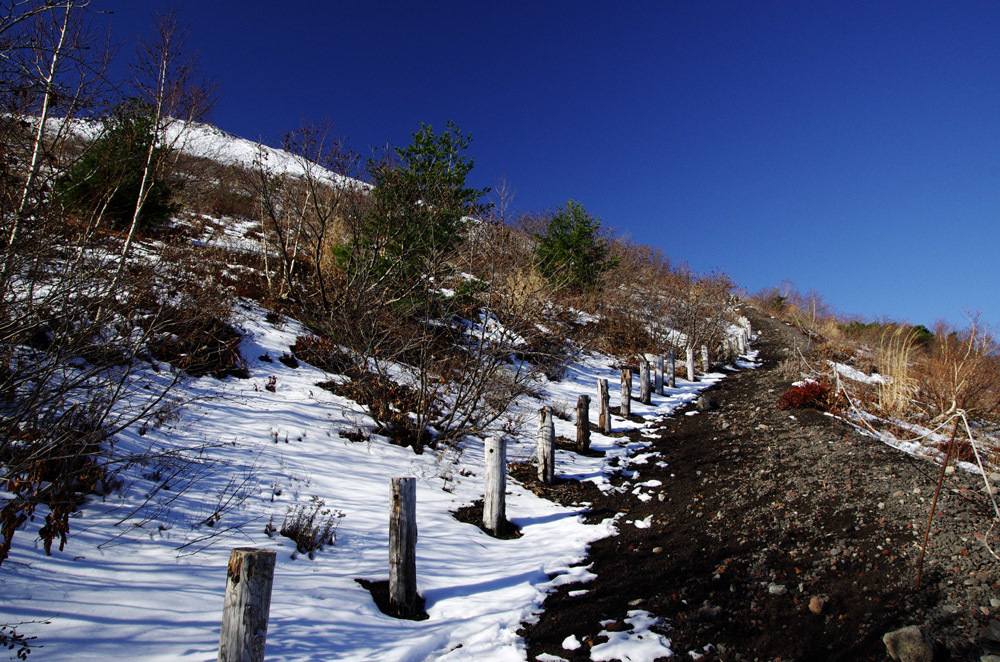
left=590, top=611, right=673, bottom=662
left=0, top=298, right=743, bottom=661
left=830, top=361, right=885, bottom=385
left=3, top=117, right=762, bottom=661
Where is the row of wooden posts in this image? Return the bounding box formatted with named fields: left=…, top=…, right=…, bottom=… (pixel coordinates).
left=217, top=321, right=754, bottom=660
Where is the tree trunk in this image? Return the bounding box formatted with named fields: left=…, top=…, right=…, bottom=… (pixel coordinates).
left=620, top=369, right=632, bottom=417
left=537, top=407, right=555, bottom=484
left=483, top=437, right=506, bottom=534
left=218, top=548, right=276, bottom=662
left=389, top=477, right=418, bottom=618
left=640, top=361, right=651, bottom=405
left=576, top=395, right=591, bottom=452
left=598, top=378, right=611, bottom=434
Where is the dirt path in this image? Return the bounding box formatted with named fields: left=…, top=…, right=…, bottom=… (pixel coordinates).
left=520, top=310, right=999, bottom=661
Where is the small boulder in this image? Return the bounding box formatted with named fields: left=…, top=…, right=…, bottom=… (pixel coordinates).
left=696, top=395, right=718, bottom=411
left=883, top=625, right=934, bottom=662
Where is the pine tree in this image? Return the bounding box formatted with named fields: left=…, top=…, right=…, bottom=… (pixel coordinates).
left=58, top=99, right=177, bottom=230
left=535, top=200, right=614, bottom=292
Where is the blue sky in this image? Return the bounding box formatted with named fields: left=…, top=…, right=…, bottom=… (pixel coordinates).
left=99, top=1, right=999, bottom=330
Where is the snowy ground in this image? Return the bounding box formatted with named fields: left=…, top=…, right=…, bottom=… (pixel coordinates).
left=0, top=301, right=738, bottom=662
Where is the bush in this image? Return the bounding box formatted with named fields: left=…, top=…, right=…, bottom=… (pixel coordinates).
left=777, top=381, right=831, bottom=411
left=279, top=498, right=344, bottom=559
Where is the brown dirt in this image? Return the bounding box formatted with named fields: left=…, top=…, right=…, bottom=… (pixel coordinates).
left=519, top=309, right=1000, bottom=661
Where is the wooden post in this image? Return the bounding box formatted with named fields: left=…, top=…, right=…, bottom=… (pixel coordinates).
left=639, top=361, right=651, bottom=404
left=219, top=548, right=276, bottom=662
left=701, top=345, right=710, bottom=373
left=666, top=350, right=676, bottom=389
left=389, top=477, right=418, bottom=618
left=620, top=369, right=632, bottom=417
left=655, top=355, right=664, bottom=395
left=537, top=407, right=555, bottom=484
left=576, top=394, right=591, bottom=452
left=483, top=437, right=506, bottom=534
left=686, top=347, right=696, bottom=382
left=598, top=378, right=611, bottom=434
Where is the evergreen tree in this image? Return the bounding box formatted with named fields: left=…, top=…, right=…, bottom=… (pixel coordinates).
left=362, top=121, right=486, bottom=286
left=535, top=200, right=615, bottom=292
left=58, top=99, right=176, bottom=230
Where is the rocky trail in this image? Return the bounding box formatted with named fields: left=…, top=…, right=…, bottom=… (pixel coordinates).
left=519, top=310, right=999, bottom=662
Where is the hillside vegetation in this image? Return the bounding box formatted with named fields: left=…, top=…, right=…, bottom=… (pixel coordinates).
left=2, top=4, right=998, bottom=660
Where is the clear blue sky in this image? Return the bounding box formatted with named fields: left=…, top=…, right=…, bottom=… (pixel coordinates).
left=98, top=1, right=999, bottom=330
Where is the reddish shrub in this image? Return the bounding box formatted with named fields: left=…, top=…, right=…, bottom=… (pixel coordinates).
left=777, top=381, right=831, bottom=411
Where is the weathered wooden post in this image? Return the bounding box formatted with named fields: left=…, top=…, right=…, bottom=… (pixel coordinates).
left=537, top=407, right=555, bottom=484
left=483, top=437, right=506, bottom=534
left=655, top=355, right=664, bottom=395
left=389, top=477, right=418, bottom=618
left=576, top=394, right=591, bottom=452
left=620, top=369, right=632, bottom=417
left=701, top=345, right=710, bottom=373
left=666, top=350, right=676, bottom=389
left=219, top=548, right=276, bottom=662
left=686, top=347, right=696, bottom=382
left=639, top=361, right=651, bottom=404
left=598, top=378, right=611, bottom=434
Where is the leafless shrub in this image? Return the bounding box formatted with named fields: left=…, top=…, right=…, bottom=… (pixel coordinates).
left=280, top=497, right=344, bottom=559
left=917, top=317, right=1000, bottom=423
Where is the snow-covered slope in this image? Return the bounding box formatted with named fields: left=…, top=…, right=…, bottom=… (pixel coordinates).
left=1, top=119, right=756, bottom=661
left=1, top=299, right=739, bottom=660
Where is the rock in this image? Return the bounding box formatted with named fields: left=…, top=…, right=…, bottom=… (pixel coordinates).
left=883, top=626, right=934, bottom=662
left=767, top=583, right=787, bottom=596
left=984, top=619, right=1000, bottom=643
left=696, top=395, right=718, bottom=411
left=944, top=465, right=956, bottom=476
left=989, top=472, right=1000, bottom=484
left=698, top=601, right=723, bottom=620
left=652, top=546, right=663, bottom=554
left=808, top=595, right=826, bottom=614
left=980, top=655, right=1000, bottom=662
left=990, top=598, right=1000, bottom=609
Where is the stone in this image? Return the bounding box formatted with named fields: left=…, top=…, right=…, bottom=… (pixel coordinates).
left=883, top=625, right=934, bottom=662
left=767, top=583, right=787, bottom=596
left=984, top=619, right=1000, bottom=643
left=980, top=655, right=1000, bottom=662
left=808, top=595, right=826, bottom=614
left=696, top=395, right=718, bottom=411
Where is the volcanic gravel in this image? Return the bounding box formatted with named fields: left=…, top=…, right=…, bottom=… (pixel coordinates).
left=519, top=309, right=999, bottom=661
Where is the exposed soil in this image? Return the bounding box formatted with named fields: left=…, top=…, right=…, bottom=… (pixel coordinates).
left=520, top=309, right=1000, bottom=661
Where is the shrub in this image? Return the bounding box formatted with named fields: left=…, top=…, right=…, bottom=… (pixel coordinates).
left=279, top=498, right=344, bottom=559
left=777, top=381, right=831, bottom=410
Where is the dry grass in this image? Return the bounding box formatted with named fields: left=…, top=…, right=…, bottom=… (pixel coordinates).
left=876, top=326, right=920, bottom=418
